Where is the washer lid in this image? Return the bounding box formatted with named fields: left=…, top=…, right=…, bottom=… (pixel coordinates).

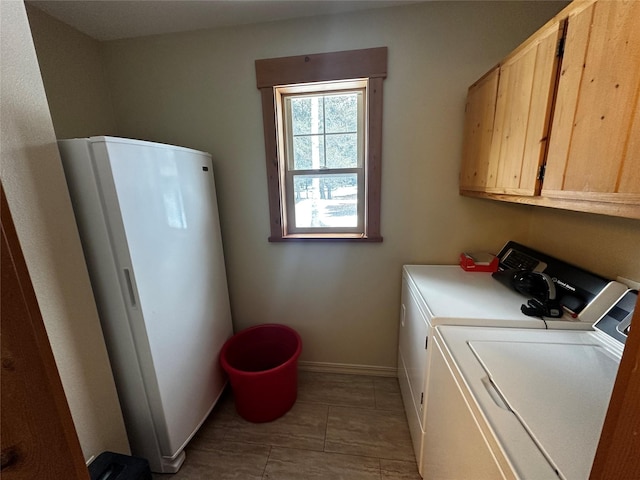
left=469, top=340, right=619, bottom=480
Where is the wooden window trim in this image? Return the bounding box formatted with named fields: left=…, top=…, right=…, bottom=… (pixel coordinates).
left=256, top=47, right=387, bottom=242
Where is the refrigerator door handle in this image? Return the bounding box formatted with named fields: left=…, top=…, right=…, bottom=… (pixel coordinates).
left=124, top=268, right=137, bottom=307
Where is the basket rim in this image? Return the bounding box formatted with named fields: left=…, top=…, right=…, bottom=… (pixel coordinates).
left=220, top=323, right=302, bottom=376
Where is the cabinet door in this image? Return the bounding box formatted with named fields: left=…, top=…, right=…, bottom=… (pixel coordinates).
left=543, top=0, right=640, bottom=207
left=459, top=67, right=499, bottom=192
left=487, top=21, right=564, bottom=195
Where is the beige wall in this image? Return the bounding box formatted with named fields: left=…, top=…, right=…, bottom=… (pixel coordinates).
left=1, top=1, right=129, bottom=462
left=527, top=208, right=640, bottom=282
left=97, top=1, right=566, bottom=370
left=25, top=3, right=118, bottom=139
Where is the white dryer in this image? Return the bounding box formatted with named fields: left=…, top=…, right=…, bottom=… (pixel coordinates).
left=422, top=290, right=636, bottom=479
left=397, top=260, right=627, bottom=474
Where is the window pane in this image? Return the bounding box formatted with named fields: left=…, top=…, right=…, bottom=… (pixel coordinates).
left=293, top=135, right=324, bottom=170
left=293, top=174, right=358, bottom=228
left=291, top=97, right=324, bottom=135
left=326, top=133, right=358, bottom=169
left=324, top=94, right=358, bottom=133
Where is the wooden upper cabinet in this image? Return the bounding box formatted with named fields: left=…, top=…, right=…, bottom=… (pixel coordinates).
left=459, top=19, right=564, bottom=196
left=459, top=67, right=499, bottom=192
left=460, top=0, right=640, bottom=219
left=487, top=20, right=564, bottom=196
left=543, top=0, right=640, bottom=210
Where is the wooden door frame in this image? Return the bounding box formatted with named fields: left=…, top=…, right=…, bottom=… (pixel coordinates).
left=590, top=294, right=640, bottom=478
left=1, top=184, right=89, bottom=479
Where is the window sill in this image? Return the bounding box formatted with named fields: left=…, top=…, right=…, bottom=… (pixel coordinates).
left=268, top=234, right=383, bottom=243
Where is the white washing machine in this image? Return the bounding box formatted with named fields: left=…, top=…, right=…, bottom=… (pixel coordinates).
left=422, top=290, right=636, bottom=479
left=397, top=262, right=627, bottom=474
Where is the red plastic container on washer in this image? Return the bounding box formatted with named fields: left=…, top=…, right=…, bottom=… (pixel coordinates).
left=220, top=324, right=302, bottom=423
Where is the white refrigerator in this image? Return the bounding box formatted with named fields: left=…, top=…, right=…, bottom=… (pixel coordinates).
left=58, top=136, right=233, bottom=473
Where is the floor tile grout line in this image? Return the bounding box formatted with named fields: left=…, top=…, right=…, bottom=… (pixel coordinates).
left=316, top=447, right=412, bottom=463
left=297, top=402, right=384, bottom=411
left=194, top=436, right=415, bottom=465
left=259, top=442, right=408, bottom=462
left=260, top=445, right=272, bottom=479
left=372, top=376, right=380, bottom=410
left=323, top=447, right=416, bottom=464
left=323, top=404, right=330, bottom=452
left=255, top=444, right=409, bottom=477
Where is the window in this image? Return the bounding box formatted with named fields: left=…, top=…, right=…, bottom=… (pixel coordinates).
left=278, top=81, right=366, bottom=234
left=256, top=48, right=387, bottom=241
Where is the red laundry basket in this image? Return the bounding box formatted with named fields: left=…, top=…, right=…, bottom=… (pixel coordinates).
left=220, top=324, right=302, bottom=423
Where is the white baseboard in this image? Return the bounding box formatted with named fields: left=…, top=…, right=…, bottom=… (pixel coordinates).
left=298, top=360, right=397, bottom=377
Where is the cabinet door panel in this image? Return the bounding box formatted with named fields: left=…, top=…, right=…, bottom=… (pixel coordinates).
left=619, top=93, right=640, bottom=195
left=542, top=3, right=594, bottom=191
left=459, top=68, right=499, bottom=191
left=490, top=52, right=536, bottom=191
left=488, top=22, right=563, bottom=196
left=544, top=0, right=640, bottom=203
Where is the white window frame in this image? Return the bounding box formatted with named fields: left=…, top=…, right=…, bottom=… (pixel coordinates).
left=275, top=80, right=367, bottom=235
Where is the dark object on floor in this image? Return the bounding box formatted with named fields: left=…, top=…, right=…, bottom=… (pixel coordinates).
left=88, top=451, right=152, bottom=480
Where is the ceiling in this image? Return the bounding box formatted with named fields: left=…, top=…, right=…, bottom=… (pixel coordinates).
left=28, top=0, right=419, bottom=41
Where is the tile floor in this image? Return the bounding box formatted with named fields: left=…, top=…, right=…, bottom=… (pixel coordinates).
left=153, top=371, right=421, bottom=479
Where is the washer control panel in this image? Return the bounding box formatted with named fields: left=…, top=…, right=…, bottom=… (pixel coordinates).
left=594, top=290, right=637, bottom=345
